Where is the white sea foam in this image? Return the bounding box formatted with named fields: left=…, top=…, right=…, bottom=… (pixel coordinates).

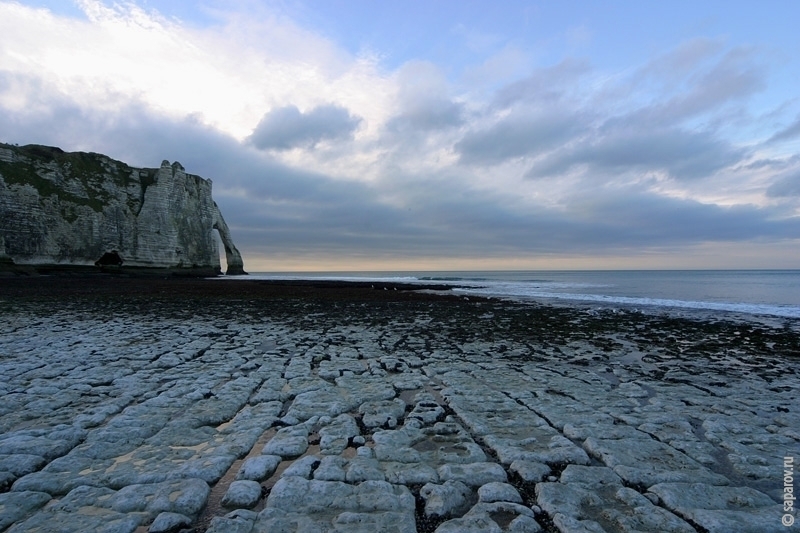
left=451, top=283, right=800, bottom=319
left=220, top=271, right=800, bottom=319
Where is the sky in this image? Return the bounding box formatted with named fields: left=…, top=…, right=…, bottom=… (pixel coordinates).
left=1, top=0, right=799, bottom=271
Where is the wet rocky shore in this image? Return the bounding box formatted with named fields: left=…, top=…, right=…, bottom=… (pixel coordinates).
left=1, top=276, right=798, bottom=532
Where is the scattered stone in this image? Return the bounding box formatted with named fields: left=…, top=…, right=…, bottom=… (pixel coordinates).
left=478, top=482, right=522, bottom=503
left=281, top=455, right=320, bottom=479
left=235, top=454, right=281, bottom=481
left=438, top=462, right=507, bottom=487
left=221, top=480, right=263, bottom=509
left=0, top=454, right=47, bottom=477
left=319, top=413, right=359, bottom=455
left=346, top=456, right=385, bottom=482
left=420, top=480, right=473, bottom=517
left=205, top=511, right=256, bottom=533
left=510, top=460, right=551, bottom=482
left=0, top=491, right=51, bottom=531
left=382, top=462, right=439, bottom=485
left=148, top=511, right=192, bottom=533
left=262, top=426, right=308, bottom=458
left=260, top=477, right=415, bottom=531
left=313, top=456, right=348, bottom=482
left=360, top=398, right=406, bottom=428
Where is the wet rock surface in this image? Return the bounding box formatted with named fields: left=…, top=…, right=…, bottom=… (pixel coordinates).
left=0, top=277, right=798, bottom=532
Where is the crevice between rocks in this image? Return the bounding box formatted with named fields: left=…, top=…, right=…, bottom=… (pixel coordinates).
left=193, top=426, right=276, bottom=531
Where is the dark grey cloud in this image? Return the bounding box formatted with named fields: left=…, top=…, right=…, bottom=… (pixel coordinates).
left=248, top=104, right=361, bottom=151
left=527, top=126, right=744, bottom=181
left=453, top=42, right=768, bottom=185
left=766, top=172, right=800, bottom=198
left=1, top=51, right=797, bottom=267
left=559, top=192, right=799, bottom=245
left=455, top=110, right=585, bottom=165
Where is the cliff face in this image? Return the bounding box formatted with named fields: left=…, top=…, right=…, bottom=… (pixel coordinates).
left=0, top=143, right=245, bottom=275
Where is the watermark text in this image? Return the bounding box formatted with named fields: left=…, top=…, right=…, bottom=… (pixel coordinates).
left=785, top=455, right=795, bottom=527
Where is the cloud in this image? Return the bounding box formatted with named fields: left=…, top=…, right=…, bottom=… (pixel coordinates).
left=633, top=46, right=765, bottom=127
left=768, top=114, right=800, bottom=143
left=385, top=61, right=464, bottom=133
left=492, top=58, right=591, bottom=107
left=456, top=110, right=585, bottom=165
left=248, top=105, right=362, bottom=151
left=456, top=40, right=767, bottom=188
left=387, top=99, right=463, bottom=133
left=528, top=126, right=745, bottom=181
left=1, top=2, right=798, bottom=268
left=766, top=172, right=800, bottom=198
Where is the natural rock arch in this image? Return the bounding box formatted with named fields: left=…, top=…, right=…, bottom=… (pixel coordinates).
left=212, top=202, right=246, bottom=275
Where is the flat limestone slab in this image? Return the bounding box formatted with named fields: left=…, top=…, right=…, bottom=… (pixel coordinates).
left=649, top=482, right=787, bottom=533
left=2, top=281, right=798, bottom=531
left=259, top=477, right=416, bottom=532
left=583, top=437, right=730, bottom=488
left=535, top=466, right=696, bottom=533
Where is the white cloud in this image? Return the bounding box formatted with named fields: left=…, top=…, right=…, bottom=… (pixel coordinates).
left=1, top=0, right=799, bottom=268
left=0, top=0, right=394, bottom=142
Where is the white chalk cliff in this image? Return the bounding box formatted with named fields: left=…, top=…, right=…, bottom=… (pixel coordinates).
left=0, top=143, right=245, bottom=275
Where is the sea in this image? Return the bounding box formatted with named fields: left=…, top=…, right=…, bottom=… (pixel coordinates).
left=238, top=270, right=800, bottom=320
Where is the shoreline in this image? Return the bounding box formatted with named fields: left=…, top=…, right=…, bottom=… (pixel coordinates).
left=1, top=276, right=798, bottom=532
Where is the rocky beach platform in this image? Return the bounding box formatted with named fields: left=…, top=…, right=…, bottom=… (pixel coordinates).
left=1, top=276, right=798, bottom=532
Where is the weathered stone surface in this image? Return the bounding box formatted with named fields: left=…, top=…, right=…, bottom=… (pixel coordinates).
left=0, top=454, right=47, bottom=478
left=6, top=485, right=145, bottom=533
left=420, top=480, right=473, bottom=517
left=536, top=466, right=696, bottom=533
left=259, top=477, right=416, bottom=532
left=438, top=462, right=507, bottom=487
left=2, top=279, right=798, bottom=531
left=148, top=511, right=192, bottom=533
left=381, top=462, right=439, bottom=485
left=435, top=501, right=539, bottom=533
left=281, top=455, right=320, bottom=479
left=262, top=426, right=309, bottom=458
left=205, top=512, right=256, bottom=533
left=360, top=398, right=406, bottom=428
left=583, top=437, right=729, bottom=487
left=318, top=413, right=360, bottom=455
left=0, top=143, right=244, bottom=274
left=236, top=455, right=281, bottom=481
left=0, top=491, right=51, bottom=531
left=478, top=481, right=522, bottom=504
left=313, top=456, right=348, bottom=482
left=649, top=482, right=786, bottom=533
left=346, top=456, right=385, bottom=482
left=221, top=480, right=263, bottom=509
left=111, top=478, right=210, bottom=517
left=435, top=513, right=503, bottom=533
left=509, top=460, right=551, bottom=483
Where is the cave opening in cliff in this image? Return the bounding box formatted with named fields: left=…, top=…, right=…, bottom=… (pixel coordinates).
left=95, top=251, right=124, bottom=267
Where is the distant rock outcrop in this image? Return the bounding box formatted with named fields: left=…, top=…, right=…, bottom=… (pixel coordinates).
left=0, top=143, right=246, bottom=275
